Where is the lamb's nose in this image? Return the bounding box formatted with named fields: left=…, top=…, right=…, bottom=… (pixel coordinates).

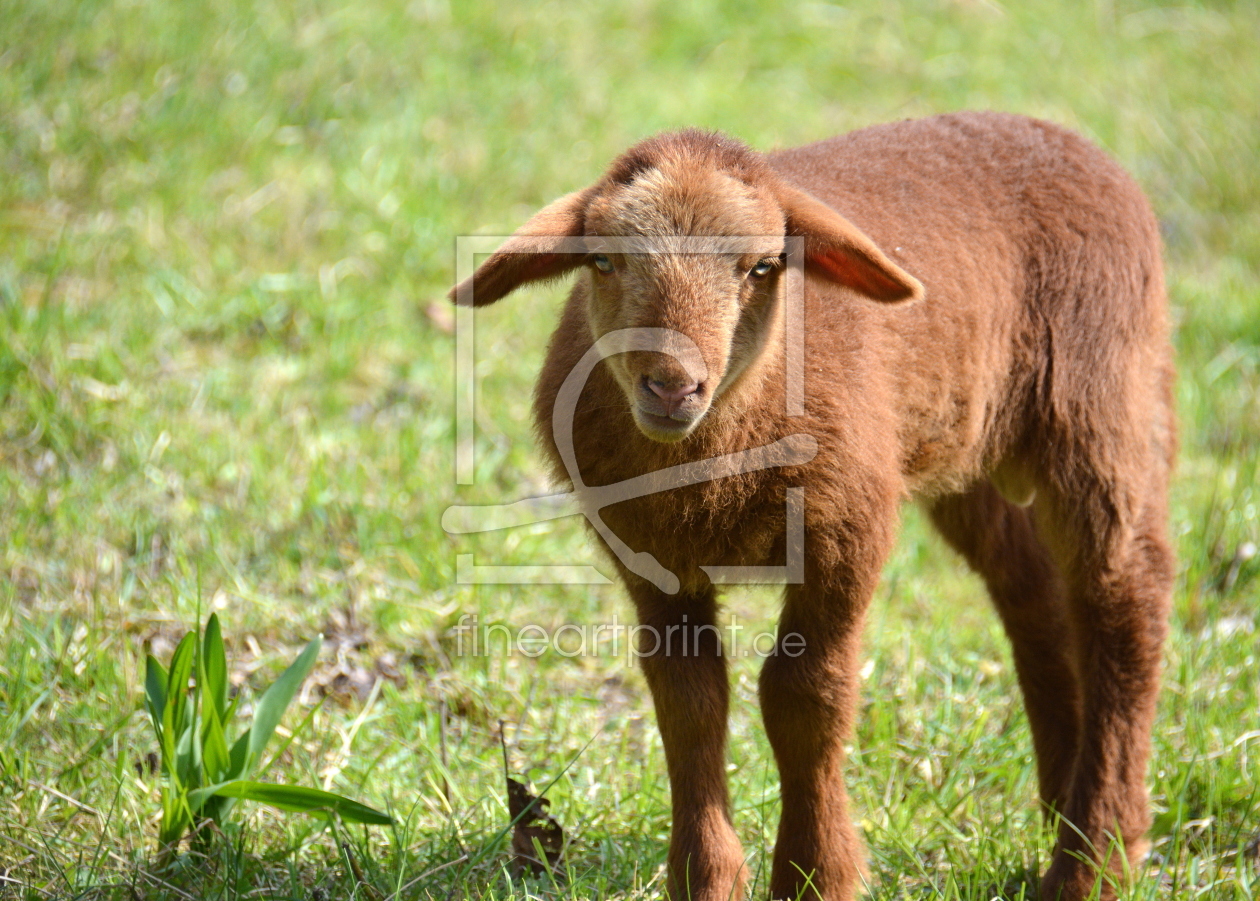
left=646, top=377, right=700, bottom=415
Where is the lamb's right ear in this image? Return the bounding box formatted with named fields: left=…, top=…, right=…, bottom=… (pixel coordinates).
left=777, top=184, right=924, bottom=303
left=449, top=189, right=592, bottom=306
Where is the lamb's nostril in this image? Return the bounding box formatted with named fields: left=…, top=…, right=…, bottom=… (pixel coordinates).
left=646, top=378, right=700, bottom=403
left=643, top=376, right=702, bottom=417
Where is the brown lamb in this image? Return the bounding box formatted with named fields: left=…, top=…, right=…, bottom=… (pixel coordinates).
left=450, top=111, right=1175, bottom=901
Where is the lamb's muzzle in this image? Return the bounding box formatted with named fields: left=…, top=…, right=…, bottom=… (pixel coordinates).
left=642, top=374, right=702, bottom=414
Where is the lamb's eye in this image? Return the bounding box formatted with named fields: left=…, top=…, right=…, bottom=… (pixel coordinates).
left=749, top=259, right=775, bottom=278
left=592, top=254, right=615, bottom=274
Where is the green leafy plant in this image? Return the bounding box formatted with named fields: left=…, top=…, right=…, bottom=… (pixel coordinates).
left=143, top=613, right=391, bottom=862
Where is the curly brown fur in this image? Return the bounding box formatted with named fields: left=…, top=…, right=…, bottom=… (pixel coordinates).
left=451, top=111, right=1174, bottom=901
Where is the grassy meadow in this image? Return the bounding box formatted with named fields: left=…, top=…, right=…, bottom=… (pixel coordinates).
left=2, top=0, right=1258, bottom=898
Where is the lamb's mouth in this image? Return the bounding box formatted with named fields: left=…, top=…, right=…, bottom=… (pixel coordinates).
left=633, top=407, right=703, bottom=442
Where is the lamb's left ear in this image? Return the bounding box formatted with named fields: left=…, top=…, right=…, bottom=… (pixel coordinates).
left=449, top=189, right=592, bottom=307
left=777, top=184, right=924, bottom=303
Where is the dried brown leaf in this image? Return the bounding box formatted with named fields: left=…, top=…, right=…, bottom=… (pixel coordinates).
left=506, top=777, right=564, bottom=875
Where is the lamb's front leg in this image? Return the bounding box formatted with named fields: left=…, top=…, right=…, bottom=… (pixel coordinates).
left=630, top=585, right=747, bottom=901
left=760, top=525, right=893, bottom=901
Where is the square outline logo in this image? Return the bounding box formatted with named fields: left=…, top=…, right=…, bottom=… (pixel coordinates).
left=444, top=235, right=810, bottom=594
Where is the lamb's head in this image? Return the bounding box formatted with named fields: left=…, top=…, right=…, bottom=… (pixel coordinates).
left=451, top=130, right=923, bottom=443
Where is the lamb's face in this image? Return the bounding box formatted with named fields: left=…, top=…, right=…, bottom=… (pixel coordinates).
left=582, top=163, right=787, bottom=443
left=450, top=133, right=921, bottom=447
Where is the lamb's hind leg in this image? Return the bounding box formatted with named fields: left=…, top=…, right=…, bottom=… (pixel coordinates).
left=1033, top=473, right=1173, bottom=901
left=928, top=481, right=1082, bottom=815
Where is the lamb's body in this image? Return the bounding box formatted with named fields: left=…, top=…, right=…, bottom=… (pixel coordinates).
left=458, top=111, right=1174, bottom=901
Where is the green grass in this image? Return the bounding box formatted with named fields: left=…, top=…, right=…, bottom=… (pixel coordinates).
left=2, top=0, right=1259, bottom=897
